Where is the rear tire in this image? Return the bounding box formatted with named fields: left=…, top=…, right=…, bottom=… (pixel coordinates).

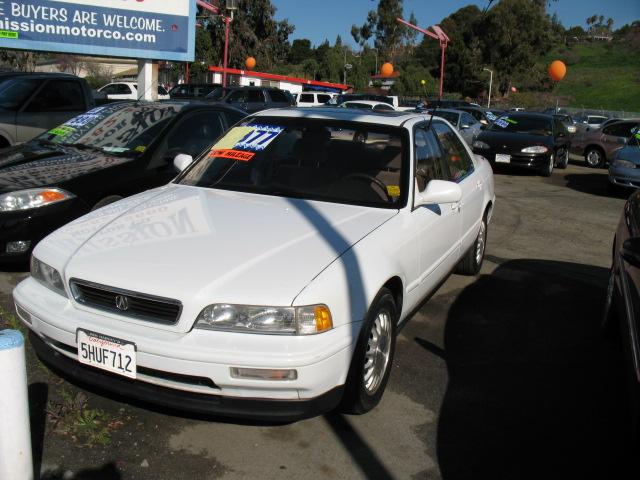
left=456, top=211, right=488, bottom=275
left=340, top=288, right=397, bottom=415
left=585, top=147, right=605, bottom=168
left=556, top=148, right=569, bottom=169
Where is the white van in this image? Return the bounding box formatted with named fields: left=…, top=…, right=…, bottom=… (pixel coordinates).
left=296, top=91, right=337, bottom=107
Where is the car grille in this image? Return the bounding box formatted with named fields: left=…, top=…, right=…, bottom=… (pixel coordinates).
left=70, top=279, right=182, bottom=325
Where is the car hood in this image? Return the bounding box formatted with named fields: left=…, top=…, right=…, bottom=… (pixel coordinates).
left=0, top=141, right=133, bottom=193
left=48, top=185, right=397, bottom=331
left=477, top=130, right=553, bottom=152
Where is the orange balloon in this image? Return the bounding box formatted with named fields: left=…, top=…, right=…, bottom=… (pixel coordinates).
left=380, top=62, right=394, bottom=77
left=245, top=57, right=256, bottom=70
left=548, top=60, right=566, bottom=81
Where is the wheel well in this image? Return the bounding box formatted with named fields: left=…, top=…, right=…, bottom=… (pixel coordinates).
left=0, top=136, right=9, bottom=149
left=485, top=201, right=493, bottom=222
left=383, top=276, right=403, bottom=321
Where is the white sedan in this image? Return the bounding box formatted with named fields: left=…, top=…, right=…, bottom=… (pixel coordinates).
left=13, top=108, right=495, bottom=420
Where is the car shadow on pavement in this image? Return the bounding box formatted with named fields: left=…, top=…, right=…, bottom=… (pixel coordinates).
left=431, top=259, right=637, bottom=479
left=564, top=173, right=632, bottom=199
left=41, top=463, right=122, bottom=480
left=29, top=382, right=48, bottom=477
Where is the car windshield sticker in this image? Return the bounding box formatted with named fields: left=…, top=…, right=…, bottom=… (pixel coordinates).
left=486, top=111, right=498, bottom=121
left=134, top=145, right=147, bottom=153
left=213, top=126, right=255, bottom=150
left=387, top=185, right=401, bottom=197
left=63, top=114, right=102, bottom=129
left=102, top=146, right=129, bottom=153
left=495, top=117, right=517, bottom=128
left=210, top=149, right=255, bottom=161
left=234, top=125, right=284, bottom=151
left=48, top=126, right=76, bottom=137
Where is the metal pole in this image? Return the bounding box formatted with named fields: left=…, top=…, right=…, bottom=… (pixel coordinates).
left=0, top=330, right=33, bottom=480
left=185, top=62, right=190, bottom=83
left=439, top=43, right=446, bottom=99
left=343, top=49, right=347, bottom=85
left=483, top=67, right=493, bottom=108
left=223, top=15, right=230, bottom=87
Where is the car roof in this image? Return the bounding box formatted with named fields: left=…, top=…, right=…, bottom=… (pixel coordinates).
left=251, top=106, right=423, bottom=126
left=342, top=100, right=390, bottom=107
left=502, top=112, right=553, bottom=120
left=0, top=72, right=81, bottom=80
left=428, top=108, right=463, bottom=115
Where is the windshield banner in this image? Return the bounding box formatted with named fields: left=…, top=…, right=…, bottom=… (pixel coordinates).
left=0, top=0, right=195, bottom=61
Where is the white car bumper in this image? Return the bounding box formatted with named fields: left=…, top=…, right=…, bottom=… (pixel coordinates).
left=13, top=278, right=358, bottom=419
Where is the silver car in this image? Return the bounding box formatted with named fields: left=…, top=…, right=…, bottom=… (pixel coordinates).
left=609, top=129, right=640, bottom=189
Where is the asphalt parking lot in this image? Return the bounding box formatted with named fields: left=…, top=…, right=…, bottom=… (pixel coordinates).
left=0, top=158, right=638, bottom=480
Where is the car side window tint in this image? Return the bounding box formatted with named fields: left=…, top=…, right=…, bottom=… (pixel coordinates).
left=604, top=122, right=636, bottom=137
left=462, top=113, right=476, bottom=126
left=25, top=80, right=86, bottom=112
left=163, top=111, right=224, bottom=159
left=317, top=94, right=331, bottom=103
left=227, top=90, right=248, bottom=103
left=117, top=84, right=132, bottom=95
left=101, top=84, right=116, bottom=95
left=414, top=126, right=447, bottom=192
left=374, top=104, right=394, bottom=111
left=248, top=90, right=265, bottom=103
left=0, top=79, right=41, bottom=111
left=432, top=122, right=474, bottom=181
left=268, top=89, right=288, bottom=103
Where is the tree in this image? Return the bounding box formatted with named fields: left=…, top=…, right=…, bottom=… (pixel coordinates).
left=206, top=0, right=294, bottom=70
left=289, top=39, right=313, bottom=64
left=351, top=0, right=405, bottom=60
left=55, top=54, right=85, bottom=76
left=0, top=50, right=37, bottom=71
left=481, top=0, right=558, bottom=95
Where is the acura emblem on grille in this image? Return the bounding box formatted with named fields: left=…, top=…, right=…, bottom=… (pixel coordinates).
left=115, top=295, right=130, bottom=311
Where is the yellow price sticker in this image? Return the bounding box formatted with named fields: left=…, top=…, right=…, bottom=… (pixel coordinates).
left=134, top=145, right=146, bottom=153
left=387, top=185, right=401, bottom=197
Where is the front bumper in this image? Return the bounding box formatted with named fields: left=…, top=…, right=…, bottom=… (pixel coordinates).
left=13, top=278, right=356, bottom=420
left=473, top=150, right=551, bottom=170
left=0, top=198, right=88, bottom=263
left=608, top=164, right=640, bottom=189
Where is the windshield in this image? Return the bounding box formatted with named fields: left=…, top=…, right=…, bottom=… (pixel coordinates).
left=37, top=103, right=183, bottom=155
left=178, top=117, right=407, bottom=208
left=489, top=115, right=553, bottom=135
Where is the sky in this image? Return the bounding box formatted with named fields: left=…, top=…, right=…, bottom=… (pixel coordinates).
left=272, top=0, right=640, bottom=48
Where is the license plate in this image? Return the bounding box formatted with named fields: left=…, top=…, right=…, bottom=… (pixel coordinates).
left=77, top=329, right=136, bottom=379
left=495, top=154, right=511, bottom=163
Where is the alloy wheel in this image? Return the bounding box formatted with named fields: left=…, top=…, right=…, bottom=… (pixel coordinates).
left=363, top=308, right=392, bottom=395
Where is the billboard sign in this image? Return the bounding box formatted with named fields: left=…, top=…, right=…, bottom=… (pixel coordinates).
left=0, top=0, right=195, bottom=62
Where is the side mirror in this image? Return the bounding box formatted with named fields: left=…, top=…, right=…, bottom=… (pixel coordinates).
left=414, top=179, right=462, bottom=208
left=173, top=153, right=193, bottom=172
left=622, top=237, right=640, bottom=269
left=461, top=124, right=471, bottom=130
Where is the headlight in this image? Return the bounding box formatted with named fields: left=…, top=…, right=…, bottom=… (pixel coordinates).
left=472, top=140, right=489, bottom=149
left=0, top=188, right=74, bottom=212
left=614, top=159, right=636, bottom=169
left=195, top=303, right=333, bottom=335
left=521, top=146, right=548, bottom=153
left=30, top=256, right=67, bottom=297
left=567, top=126, right=577, bottom=133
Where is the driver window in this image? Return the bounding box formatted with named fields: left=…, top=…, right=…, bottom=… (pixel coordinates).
left=414, top=126, right=446, bottom=192
left=432, top=122, right=474, bottom=182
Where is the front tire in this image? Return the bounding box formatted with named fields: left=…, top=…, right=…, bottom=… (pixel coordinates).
left=541, top=153, right=554, bottom=177
left=456, top=211, right=488, bottom=275
left=340, top=288, right=397, bottom=414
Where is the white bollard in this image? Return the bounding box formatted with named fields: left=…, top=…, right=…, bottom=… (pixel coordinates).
left=0, top=329, right=33, bottom=480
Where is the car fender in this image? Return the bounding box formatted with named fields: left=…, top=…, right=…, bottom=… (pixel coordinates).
left=292, top=219, right=407, bottom=331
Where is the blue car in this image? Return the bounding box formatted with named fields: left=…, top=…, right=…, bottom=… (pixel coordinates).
left=609, top=128, right=640, bottom=190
